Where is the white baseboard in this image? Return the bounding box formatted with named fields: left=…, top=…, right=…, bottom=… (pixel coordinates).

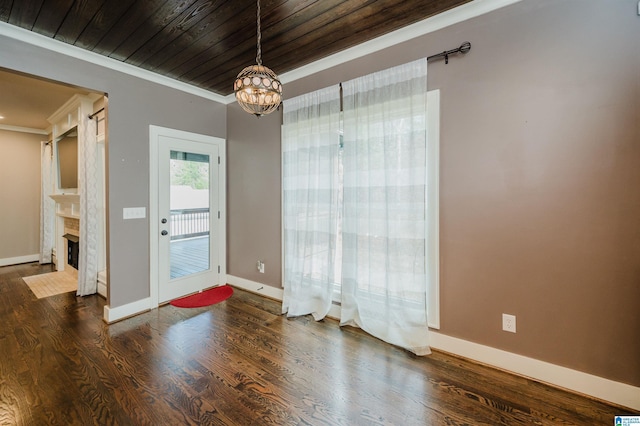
left=226, top=274, right=284, bottom=300
left=103, top=297, right=150, bottom=324
left=97, top=270, right=107, bottom=299
left=0, top=254, right=40, bottom=267
left=429, top=331, right=640, bottom=411
left=225, top=276, right=639, bottom=410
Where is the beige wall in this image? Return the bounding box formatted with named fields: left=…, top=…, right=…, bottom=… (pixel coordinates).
left=226, top=0, right=640, bottom=387
left=0, top=129, right=43, bottom=260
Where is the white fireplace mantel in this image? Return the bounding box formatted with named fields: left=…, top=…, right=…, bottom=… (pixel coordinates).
left=50, top=193, right=80, bottom=219
left=49, top=193, right=80, bottom=204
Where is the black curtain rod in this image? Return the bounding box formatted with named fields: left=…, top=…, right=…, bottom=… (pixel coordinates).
left=88, top=107, right=105, bottom=119
left=427, top=42, right=471, bottom=64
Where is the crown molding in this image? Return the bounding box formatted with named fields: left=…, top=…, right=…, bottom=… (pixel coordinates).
left=224, top=0, right=523, bottom=104
left=0, top=22, right=227, bottom=104
left=0, top=124, right=48, bottom=135
left=280, top=0, right=523, bottom=84
left=47, top=93, right=96, bottom=125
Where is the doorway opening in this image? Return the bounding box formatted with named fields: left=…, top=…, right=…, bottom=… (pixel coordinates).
left=149, top=125, right=227, bottom=307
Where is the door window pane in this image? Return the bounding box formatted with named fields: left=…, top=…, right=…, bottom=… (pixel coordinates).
left=169, top=150, right=210, bottom=279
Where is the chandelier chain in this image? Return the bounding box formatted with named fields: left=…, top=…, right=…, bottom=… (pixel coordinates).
left=256, top=0, right=262, bottom=65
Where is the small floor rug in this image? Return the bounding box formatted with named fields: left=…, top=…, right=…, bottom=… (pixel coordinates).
left=23, top=271, right=77, bottom=299
left=170, top=285, right=233, bottom=308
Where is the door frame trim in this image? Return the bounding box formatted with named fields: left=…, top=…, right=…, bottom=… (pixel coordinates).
left=149, top=125, right=226, bottom=309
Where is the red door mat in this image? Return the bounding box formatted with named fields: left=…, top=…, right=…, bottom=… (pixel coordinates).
left=170, top=285, right=233, bottom=308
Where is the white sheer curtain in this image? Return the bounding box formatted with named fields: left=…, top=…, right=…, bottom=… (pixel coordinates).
left=78, top=115, right=98, bottom=296
left=39, top=141, right=54, bottom=264
left=282, top=85, right=341, bottom=320
left=341, top=59, right=430, bottom=355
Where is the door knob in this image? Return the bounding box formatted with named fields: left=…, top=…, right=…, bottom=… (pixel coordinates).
left=161, top=230, right=168, bottom=236
left=161, top=218, right=167, bottom=223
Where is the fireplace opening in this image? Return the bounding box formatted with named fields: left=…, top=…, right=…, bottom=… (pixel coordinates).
left=63, top=233, right=79, bottom=270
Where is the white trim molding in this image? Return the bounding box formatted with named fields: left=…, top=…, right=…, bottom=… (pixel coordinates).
left=97, top=270, right=107, bottom=299
left=0, top=124, right=48, bottom=135
left=429, top=331, right=640, bottom=411
left=226, top=275, right=284, bottom=301
left=0, top=254, right=40, bottom=267
left=103, top=297, right=151, bottom=324
left=229, top=274, right=343, bottom=323
left=281, top=0, right=523, bottom=84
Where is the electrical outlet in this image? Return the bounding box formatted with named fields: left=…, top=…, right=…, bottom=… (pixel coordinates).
left=257, top=261, right=265, bottom=273
left=502, top=313, right=516, bottom=333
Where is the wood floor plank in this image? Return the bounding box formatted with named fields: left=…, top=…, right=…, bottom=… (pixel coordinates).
left=0, top=262, right=634, bottom=425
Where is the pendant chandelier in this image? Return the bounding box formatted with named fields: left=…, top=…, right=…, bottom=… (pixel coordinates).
left=234, top=0, right=282, bottom=117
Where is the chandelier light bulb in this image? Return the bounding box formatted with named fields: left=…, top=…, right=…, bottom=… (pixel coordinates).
left=234, top=64, right=282, bottom=116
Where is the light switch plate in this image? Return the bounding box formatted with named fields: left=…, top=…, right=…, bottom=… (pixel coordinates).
left=123, top=207, right=146, bottom=219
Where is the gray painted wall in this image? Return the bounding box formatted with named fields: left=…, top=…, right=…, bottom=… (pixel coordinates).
left=0, top=130, right=42, bottom=260
left=226, top=0, right=640, bottom=386
left=0, top=35, right=226, bottom=308
left=227, top=103, right=282, bottom=286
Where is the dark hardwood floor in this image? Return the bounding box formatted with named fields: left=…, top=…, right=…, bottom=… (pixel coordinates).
left=0, top=262, right=632, bottom=425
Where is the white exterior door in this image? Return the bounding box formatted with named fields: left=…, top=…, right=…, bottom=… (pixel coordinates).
left=150, top=126, right=226, bottom=305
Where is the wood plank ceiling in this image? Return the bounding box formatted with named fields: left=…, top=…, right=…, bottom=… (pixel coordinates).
left=0, top=0, right=470, bottom=96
